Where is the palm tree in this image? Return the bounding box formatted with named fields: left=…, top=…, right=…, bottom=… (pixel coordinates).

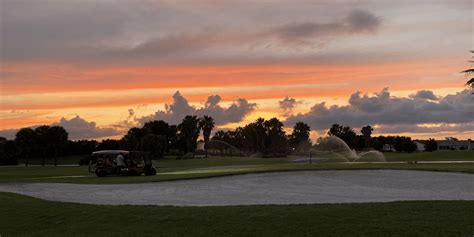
left=360, top=125, right=374, bottom=149
left=462, top=50, right=474, bottom=91
left=289, top=122, right=311, bottom=151
left=178, top=116, right=201, bottom=154
left=199, top=116, right=215, bottom=157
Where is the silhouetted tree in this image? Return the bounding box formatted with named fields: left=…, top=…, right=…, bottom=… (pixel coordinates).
left=121, top=127, right=146, bottom=151
left=360, top=125, right=374, bottom=149
left=242, top=118, right=267, bottom=152
left=46, top=126, right=69, bottom=166
left=289, top=122, right=311, bottom=152
left=0, top=139, right=19, bottom=165
left=213, top=130, right=227, bottom=141
left=178, top=116, right=201, bottom=153
left=143, top=120, right=169, bottom=136
left=66, top=140, right=98, bottom=155
left=34, top=125, right=50, bottom=166
left=15, top=128, right=37, bottom=166
left=141, top=134, right=166, bottom=158
left=425, top=138, right=438, bottom=152
left=393, top=136, right=417, bottom=153
left=198, top=116, right=215, bottom=157
left=97, top=139, right=121, bottom=150
left=263, top=118, right=288, bottom=156
left=328, top=124, right=357, bottom=148
left=167, top=125, right=178, bottom=151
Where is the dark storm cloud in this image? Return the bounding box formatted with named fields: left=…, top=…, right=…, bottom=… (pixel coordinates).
left=107, top=10, right=382, bottom=60
left=1, top=0, right=382, bottom=63
left=273, top=10, right=380, bottom=43
left=137, top=92, right=256, bottom=125
left=285, top=89, right=474, bottom=133
left=376, top=123, right=474, bottom=134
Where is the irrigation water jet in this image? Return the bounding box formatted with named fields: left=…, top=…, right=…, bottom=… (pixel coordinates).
left=314, top=136, right=386, bottom=163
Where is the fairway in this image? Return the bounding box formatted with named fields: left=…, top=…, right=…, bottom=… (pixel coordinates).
left=1, top=192, right=473, bottom=237
left=1, top=151, right=474, bottom=184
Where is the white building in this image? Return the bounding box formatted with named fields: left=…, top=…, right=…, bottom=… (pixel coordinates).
left=414, top=141, right=425, bottom=152
left=437, top=140, right=473, bottom=150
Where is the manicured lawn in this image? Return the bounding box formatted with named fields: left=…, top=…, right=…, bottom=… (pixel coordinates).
left=384, top=150, right=474, bottom=162
left=17, top=155, right=87, bottom=165
left=15, top=150, right=474, bottom=166
left=1, top=160, right=474, bottom=184
left=0, top=192, right=472, bottom=237
left=1, top=151, right=472, bottom=184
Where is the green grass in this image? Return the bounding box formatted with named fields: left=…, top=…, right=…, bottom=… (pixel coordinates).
left=384, top=150, right=474, bottom=162
left=1, top=160, right=474, bottom=184
left=1, top=151, right=472, bottom=184
left=0, top=192, right=473, bottom=237
left=17, top=155, right=86, bottom=165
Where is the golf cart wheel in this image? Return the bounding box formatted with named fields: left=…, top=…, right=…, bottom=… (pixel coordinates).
left=95, top=169, right=107, bottom=177
left=146, top=168, right=157, bottom=176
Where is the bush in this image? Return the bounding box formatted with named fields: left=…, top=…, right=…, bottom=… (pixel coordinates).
left=0, top=140, right=19, bottom=165
left=425, top=139, right=438, bottom=152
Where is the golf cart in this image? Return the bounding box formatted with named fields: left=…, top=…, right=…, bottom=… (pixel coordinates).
left=89, top=150, right=157, bottom=177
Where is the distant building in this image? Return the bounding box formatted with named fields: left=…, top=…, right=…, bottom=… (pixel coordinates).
left=414, top=141, right=425, bottom=152
left=436, top=140, right=473, bottom=150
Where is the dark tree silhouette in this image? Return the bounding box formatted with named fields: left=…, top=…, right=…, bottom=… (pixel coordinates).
left=178, top=116, right=201, bottom=153
left=143, top=120, right=172, bottom=152
left=198, top=116, right=215, bottom=157
left=97, top=139, right=121, bottom=150
left=46, top=126, right=68, bottom=166
left=393, top=136, right=417, bottom=153
left=328, top=124, right=357, bottom=148
left=425, top=138, right=438, bottom=152
left=143, top=120, right=169, bottom=136
left=360, top=125, right=374, bottom=149
left=34, top=125, right=50, bottom=166
left=0, top=140, right=19, bottom=165
left=241, top=118, right=266, bottom=152
left=15, top=128, right=37, bottom=166
left=121, top=127, right=147, bottom=151
left=141, top=134, right=167, bottom=158
left=289, top=122, right=311, bottom=152
left=263, top=118, right=288, bottom=156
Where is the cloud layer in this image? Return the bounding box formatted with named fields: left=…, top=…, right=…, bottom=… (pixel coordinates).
left=52, top=116, right=121, bottom=140
left=286, top=89, right=474, bottom=134
left=0, top=116, right=120, bottom=140
left=138, top=92, right=256, bottom=125
left=279, top=96, right=301, bottom=116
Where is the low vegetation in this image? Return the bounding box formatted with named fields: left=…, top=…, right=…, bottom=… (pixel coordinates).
left=1, top=192, right=473, bottom=237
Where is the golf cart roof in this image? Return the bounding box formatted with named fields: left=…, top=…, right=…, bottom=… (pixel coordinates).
left=92, top=150, right=129, bottom=156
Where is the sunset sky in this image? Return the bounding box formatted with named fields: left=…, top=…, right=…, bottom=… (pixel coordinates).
left=0, top=0, right=473, bottom=141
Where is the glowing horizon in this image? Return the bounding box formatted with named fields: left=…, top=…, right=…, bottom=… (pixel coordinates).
left=0, top=0, right=472, bottom=141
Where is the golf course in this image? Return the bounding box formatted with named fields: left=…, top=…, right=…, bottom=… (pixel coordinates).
left=1, top=151, right=474, bottom=236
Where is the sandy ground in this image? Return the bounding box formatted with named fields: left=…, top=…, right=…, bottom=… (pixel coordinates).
left=0, top=170, right=473, bottom=206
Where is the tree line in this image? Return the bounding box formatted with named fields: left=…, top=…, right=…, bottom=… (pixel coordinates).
left=1, top=115, right=424, bottom=165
